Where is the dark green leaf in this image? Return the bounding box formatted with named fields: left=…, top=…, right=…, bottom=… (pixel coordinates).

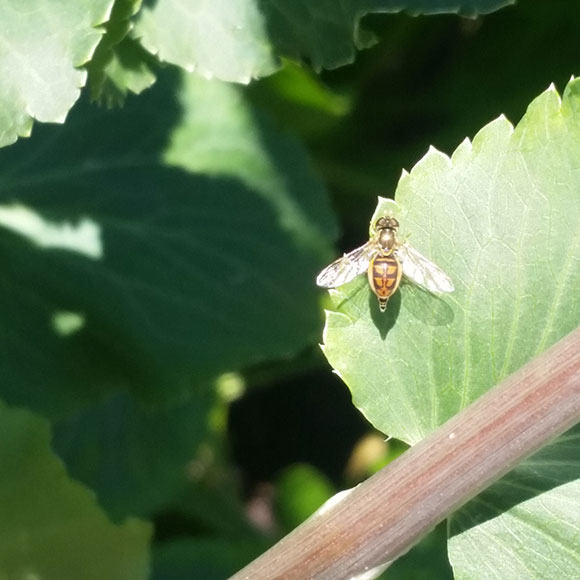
left=0, top=400, right=151, bottom=578
left=0, top=71, right=335, bottom=416
left=52, top=389, right=214, bottom=519
left=152, top=538, right=268, bottom=580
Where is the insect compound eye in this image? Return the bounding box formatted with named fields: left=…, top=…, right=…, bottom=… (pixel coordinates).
left=376, top=216, right=398, bottom=230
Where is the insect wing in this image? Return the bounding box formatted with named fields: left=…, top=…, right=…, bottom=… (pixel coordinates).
left=316, top=242, right=376, bottom=288
left=396, top=243, right=454, bottom=293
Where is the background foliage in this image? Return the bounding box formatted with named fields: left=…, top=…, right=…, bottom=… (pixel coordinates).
left=1, top=1, right=579, bottom=578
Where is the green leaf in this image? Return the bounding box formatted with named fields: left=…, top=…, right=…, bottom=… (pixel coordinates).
left=248, top=62, right=351, bottom=139
left=134, top=0, right=279, bottom=84
left=152, top=538, right=268, bottom=580
left=0, top=0, right=113, bottom=147
left=449, top=424, right=580, bottom=579
left=0, top=71, right=335, bottom=416
left=455, top=481, right=580, bottom=577
left=133, top=0, right=513, bottom=84
left=387, top=523, right=453, bottom=580
left=0, top=400, right=151, bottom=578
left=321, top=79, right=580, bottom=445
left=165, top=73, right=337, bottom=253
left=168, top=478, right=262, bottom=539
left=321, top=78, right=580, bottom=577
left=275, top=464, right=335, bottom=532
left=87, top=0, right=157, bottom=106
left=52, top=389, right=214, bottom=519
left=97, top=36, right=157, bottom=106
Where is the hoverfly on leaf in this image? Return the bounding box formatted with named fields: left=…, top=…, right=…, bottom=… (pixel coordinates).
left=317, top=210, right=454, bottom=312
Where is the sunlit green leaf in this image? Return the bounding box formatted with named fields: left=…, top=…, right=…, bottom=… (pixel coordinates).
left=322, top=79, right=580, bottom=444
left=0, top=400, right=151, bottom=579
left=133, top=0, right=513, bottom=83
left=449, top=425, right=580, bottom=579
left=321, top=78, right=580, bottom=577
left=0, top=0, right=113, bottom=147
left=134, top=0, right=278, bottom=84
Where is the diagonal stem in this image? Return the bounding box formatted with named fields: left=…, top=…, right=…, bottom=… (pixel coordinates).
left=230, top=325, right=580, bottom=580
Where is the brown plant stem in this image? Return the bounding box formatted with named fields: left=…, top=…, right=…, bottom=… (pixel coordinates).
left=230, top=325, right=580, bottom=580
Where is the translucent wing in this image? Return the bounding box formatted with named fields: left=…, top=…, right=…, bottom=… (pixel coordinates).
left=316, top=242, right=377, bottom=288
left=395, top=243, right=454, bottom=293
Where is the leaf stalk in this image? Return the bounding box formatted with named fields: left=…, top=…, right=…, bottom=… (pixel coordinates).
left=230, top=325, right=580, bottom=580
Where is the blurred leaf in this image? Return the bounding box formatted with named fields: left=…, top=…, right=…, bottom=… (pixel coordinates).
left=0, top=71, right=335, bottom=417
left=449, top=423, right=580, bottom=579
left=343, top=433, right=393, bottom=483
left=322, top=79, right=580, bottom=444
left=152, top=538, right=268, bottom=580
left=87, top=0, right=157, bottom=106
left=386, top=523, right=453, bottom=580
left=262, top=0, right=513, bottom=71
left=248, top=63, right=351, bottom=139
left=52, top=389, right=214, bottom=519
left=275, top=463, right=335, bottom=532
left=133, top=0, right=513, bottom=83
left=0, top=400, right=151, bottom=579
left=0, top=0, right=113, bottom=147
left=259, top=63, right=349, bottom=116
left=166, top=478, right=261, bottom=538
left=165, top=73, right=337, bottom=253
left=98, top=36, right=157, bottom=106
left=299, top=3, right=580, bottom=238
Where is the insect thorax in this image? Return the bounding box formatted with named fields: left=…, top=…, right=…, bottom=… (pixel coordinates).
left=377, top=228, right=397, bottom=255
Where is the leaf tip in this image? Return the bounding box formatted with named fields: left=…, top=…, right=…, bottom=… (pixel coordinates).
left=449, top=137, right=472, bottom=166
left=469, top=114, right=514, bottom=155
left=561, top=76, right=580, bottom=114
left=546, top=82, right=564, bottom=108
left=492, top=114, right=515, bottom=137
left=397, top=168, right=411, bottom=191
left=415, top=145, right=452, bottom=172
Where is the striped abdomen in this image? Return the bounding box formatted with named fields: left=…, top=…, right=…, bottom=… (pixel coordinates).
left=368, top=255, right=402, bottom=312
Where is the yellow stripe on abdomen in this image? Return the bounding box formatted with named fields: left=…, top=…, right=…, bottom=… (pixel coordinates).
left=368, top=255, right=402, bottom=300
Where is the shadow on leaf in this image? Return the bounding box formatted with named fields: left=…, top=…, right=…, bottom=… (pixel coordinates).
left=401, top=283, right=454, bottom=326
left=370, top=290, right=400, bottom=339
